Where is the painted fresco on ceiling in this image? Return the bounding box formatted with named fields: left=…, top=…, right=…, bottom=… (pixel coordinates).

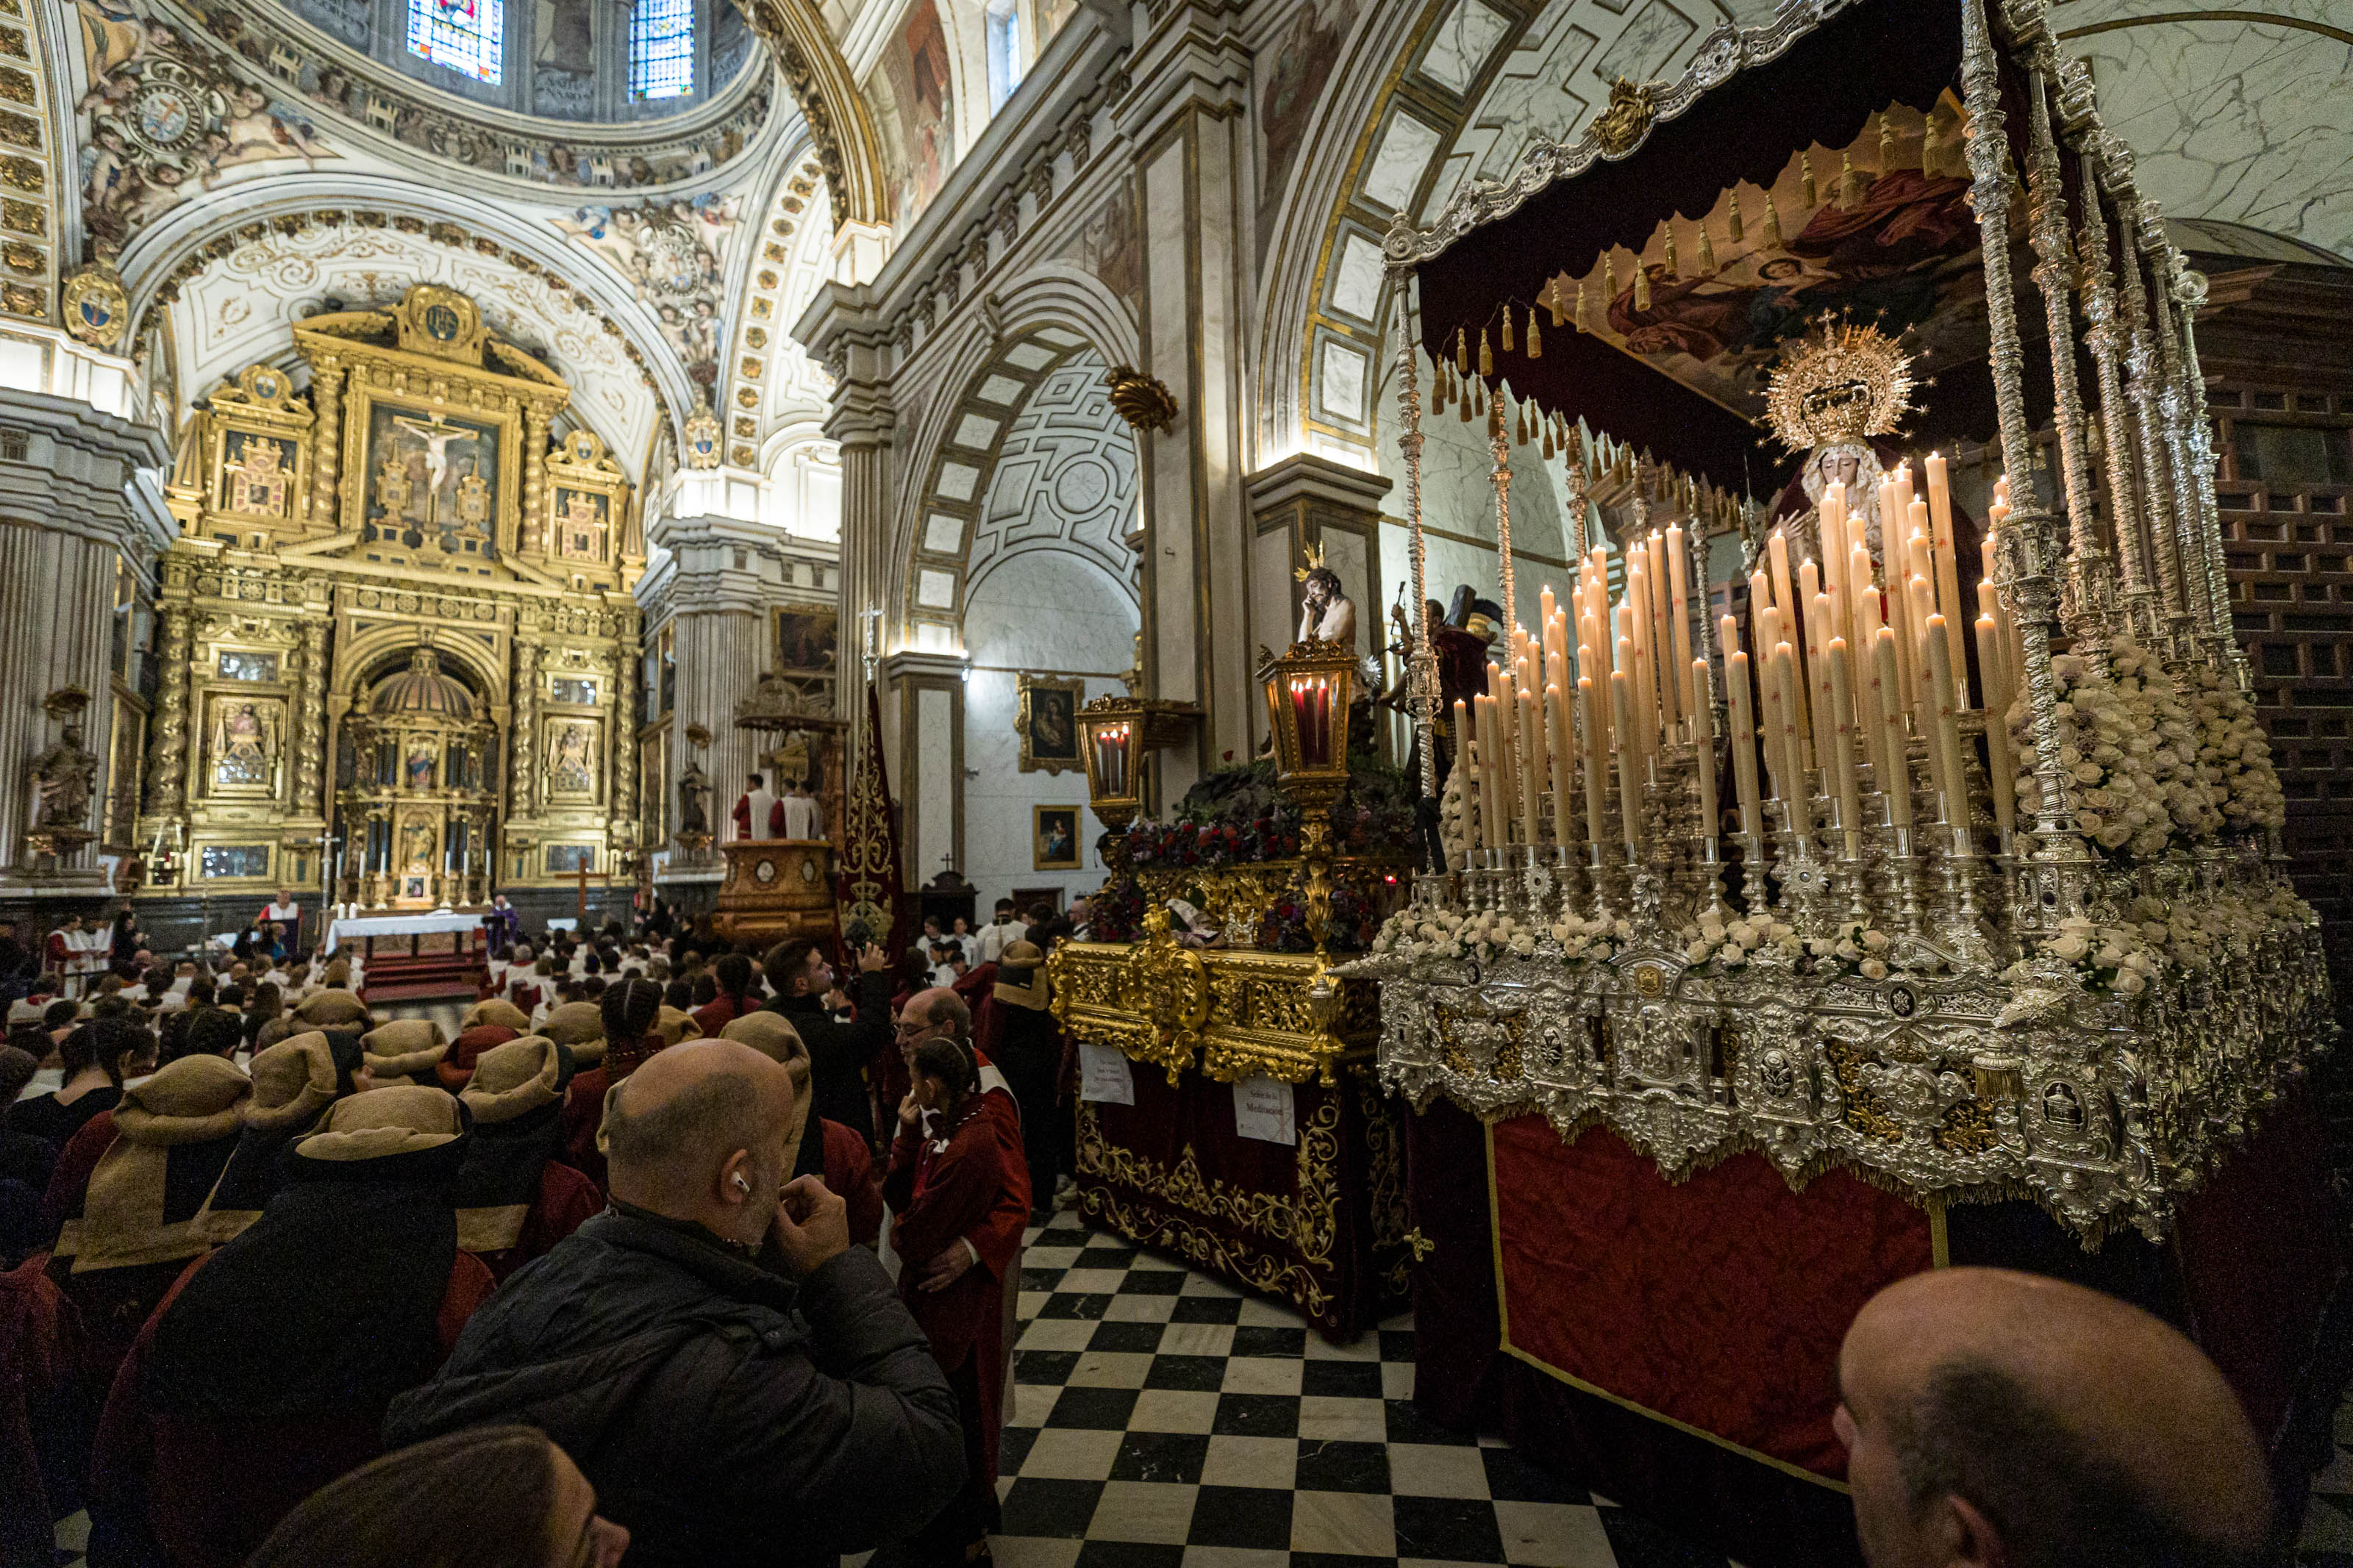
left=1538, top=96, right=1983, bottom=429
left=1255, top=0, right=1359, bottom=268
left=76, top=0, right=339, bottom=260
left=865, top=0, right=957, bottom=230
left=1064, top=189, right=1140, bottom=304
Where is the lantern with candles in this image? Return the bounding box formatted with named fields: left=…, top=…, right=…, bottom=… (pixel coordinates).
left=1076, top=694, right=1202, bottom=864
left=1263, top=637, right=1361, bottom=952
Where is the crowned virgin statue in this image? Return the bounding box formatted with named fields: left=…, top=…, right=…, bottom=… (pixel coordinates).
left=1757, top=315, right=1918, bottom=573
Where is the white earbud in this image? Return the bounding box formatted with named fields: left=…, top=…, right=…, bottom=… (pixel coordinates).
left=732, top=1174, right=751, bottom=1195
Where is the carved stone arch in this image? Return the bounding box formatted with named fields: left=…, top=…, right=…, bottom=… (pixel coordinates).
left=113, top=173, right=693, bottom=469
left=888, top=267, right=1141, bottom=653
left=734, top=0, right=894, bottom=232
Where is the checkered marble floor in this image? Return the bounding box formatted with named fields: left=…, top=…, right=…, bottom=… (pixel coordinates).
left=993, top=1216, right=1738, bottom=1568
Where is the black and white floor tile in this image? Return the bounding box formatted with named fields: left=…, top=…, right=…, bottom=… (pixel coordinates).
left=992, top=1216, right=1728, bottom=1568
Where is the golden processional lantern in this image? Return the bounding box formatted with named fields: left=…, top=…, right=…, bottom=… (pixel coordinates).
left=1076, top=695, right=1202, bottom=860
left=1261, top=637, right=1359, bottom=957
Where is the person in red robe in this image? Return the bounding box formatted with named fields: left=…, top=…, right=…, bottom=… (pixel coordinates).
left=719, top=1011, right=885, bottom=1247
left=730, top=773, right=784, bottom=841
left=882, top=1036, right=1020, bottom=1567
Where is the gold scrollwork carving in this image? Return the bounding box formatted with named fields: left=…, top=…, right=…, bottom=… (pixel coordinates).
left=1074, top=1095, right=1346, bottom=1323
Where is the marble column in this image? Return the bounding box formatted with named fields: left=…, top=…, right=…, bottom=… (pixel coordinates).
left=1117, top=0, right=1256, bottom=797
left=882, top=650, right=965, bottom=885
left=0, top=527, right=126, bottom=879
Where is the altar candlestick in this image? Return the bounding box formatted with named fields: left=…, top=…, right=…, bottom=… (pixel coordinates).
left=1924, top=615, right=1969, bottom=833
left=1546, top=664, right=1575, bottom=853
left=1821, top=482, right=1849, bottom=610
left=1496, top=664, right=1520, bottom=833
left=1766, top=531, right=1799, bottom=665
left=1691, top=656, right=1720, bottom=840
left=1479, top=693, right=1504, bottom=851
left=1849, top=539, right=1877, bottom=676
left=1748, top=565, right=1774, bottom=675
left=1516, top=684, right=1546, bottom=851
left=1872, top=628, right=1914, bottom=828
left=1800, top=562, right=1832, bottom=772
left=1757, top=638, right=1787, bottom=805
left=1854, top=577, right=1888, bottom=781
left=1906, top=573, right=1940, bottom=739
left=1826, top=637, right=1864, bottom=858
left=1976, top=579, right=2015, bottom=717
left=1974, top=614, right=2018, bottom=837
left=1610, top=672, right=1643, bottom=851
left=1771, top=642, right=1813, bottom=840
left=1624, top=562, right=1654, bottom=756
left=1724, top=631, right=1765, bottom=840
left=1666, top=523, right=1694, bottom=726
left=1646, top=532, right=1679, bottom=733
left=1925, top=452, right=1967, bottom=691
left=1579, top=674, right=1608, bottom=848
left=1539, top=584, right=1557, bottom=638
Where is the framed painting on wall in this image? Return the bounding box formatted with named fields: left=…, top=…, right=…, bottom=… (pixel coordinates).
left=1016, top=673, right=1083, bottom=775
left=1033, top=805, right=1080, bottom=871
left=774, top=604, right=839, bottom=672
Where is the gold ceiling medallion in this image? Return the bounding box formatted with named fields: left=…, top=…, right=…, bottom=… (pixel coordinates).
left=60, top=262, right=128, bottom=350
left=393, top=284, right=488, bottom=363
left=1763, top=315, right=1918, bottom=454
left=1104, top=365, right=1179, bottom=432
left=682, top=401, right=722, bottom=468
left=1589, top=76, right=1660, bottom=158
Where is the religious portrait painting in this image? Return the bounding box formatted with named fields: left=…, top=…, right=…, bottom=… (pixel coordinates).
left=774, top=604, right=838, bottom=673
left=1016, top=673, right=1083, bottom=775
left=545, top=843, right=596, bottom=875
left=1542, top=96, right=1989, bottom=441
left=1033, top=806, right=1080, bottom=872
left=548, top=720, right=598, bottom=796
left=405, top=742, right=437, bottom=792
left=399, top=817, right=438, bottom=872
left=217, top=430, right=296, bottom=519
left=215, top=650, right=279, bottom=684
left=363, top=401, right=502, bottom=550
left=871, top=0, right=954, bottom=226
left=206, top=695, right=280, bottom=794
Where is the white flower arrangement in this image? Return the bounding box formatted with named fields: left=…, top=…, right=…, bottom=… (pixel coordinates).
left=2004, top=912, right=2164, bottom=998
left=1370, top=904, right=1626, bottom=967
left=2013, top=641, right=2221, bottom=862
left=2182, top=661, right=2286, bottom=832
left=1430, top=762, right=1468, bottom=870
left=1678, top=909, right=1801, bottom=970
left=1810, top=920, right=1917, bottom=979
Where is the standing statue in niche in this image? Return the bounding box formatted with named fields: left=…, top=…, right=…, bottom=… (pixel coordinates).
left=676, top=759, right=710, bottom=840
left=29, top=723, right=97, bottom=831
left=406, top=742, right=437, bottom=791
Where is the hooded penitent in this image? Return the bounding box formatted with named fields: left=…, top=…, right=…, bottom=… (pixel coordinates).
left=540, top=1000, right=606, bottom=1067
left=452, top=1037, right=573, bottom=1256
left=360, top=1019, right=449, bottom=1086
left=126, top=1086, right=474, bottom=1568
left=56, top=1055, right=250, bottom=1273
left=651, top=1006, right=704, bottom=1048
left=462, top=998, right=531, bottom=1034
left=435, top=1024, right=520, bottom=1092
left=146, top=1086, right=471, bottom=1425
left=291, top=987, right=371, bottom=1028
left=194, top=1030, right=364, bottom=1243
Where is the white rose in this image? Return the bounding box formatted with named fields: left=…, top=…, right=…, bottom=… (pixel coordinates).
left=1509, top=933, right=1536, bottom=957
left=1687, top=939, right=1714, bottom=963
left=2113, top=967, right=2146, bottom=996
left=2050, top=934, right=2090, bottom=962
left=2095, top=944, right=2126, bottom=967
left=1864, top=929, right=1891, bottom=953
left=1860, top=958, right=1890, bottom=980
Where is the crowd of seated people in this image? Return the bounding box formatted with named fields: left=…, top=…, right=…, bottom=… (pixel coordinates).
left=0, top=899, right=2284, bottom=1568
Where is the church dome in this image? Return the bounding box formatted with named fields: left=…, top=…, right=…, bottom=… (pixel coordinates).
left=372, top=648, right=475, bottom=720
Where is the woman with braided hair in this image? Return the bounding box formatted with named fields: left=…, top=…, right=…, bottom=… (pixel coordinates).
left=883, top=1034, right=1019, bottom=1567
left=559, top=975, right=664, bottom=1191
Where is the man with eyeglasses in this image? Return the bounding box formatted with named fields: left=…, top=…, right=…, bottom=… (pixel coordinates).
left=891, top=989, right=1030, bottom=1300
left=760, top=936, right=890, bottom=1146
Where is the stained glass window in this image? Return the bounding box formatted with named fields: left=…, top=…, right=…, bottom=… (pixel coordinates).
left=406, top=0, right=504, bottom=82
left=629, top=0, right=694, bottom=100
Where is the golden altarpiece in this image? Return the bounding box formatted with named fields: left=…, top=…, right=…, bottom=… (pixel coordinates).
left=136, top=285, right=646, bottom=910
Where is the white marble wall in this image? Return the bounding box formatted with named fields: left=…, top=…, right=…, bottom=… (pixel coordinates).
left=2068, top=4, right=2353, bottom=262
left=963, top=549, right=1134, bottom=909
